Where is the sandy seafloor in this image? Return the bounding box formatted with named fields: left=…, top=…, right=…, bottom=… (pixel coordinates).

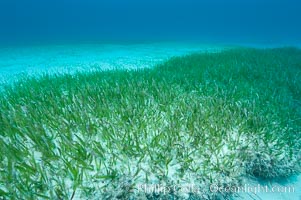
left=0, top=42, right=300, bottom=199
left=0, top=42, right=226, bottom=86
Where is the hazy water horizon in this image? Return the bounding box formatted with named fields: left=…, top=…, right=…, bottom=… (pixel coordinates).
left=1, top=0, right=300, bottom=47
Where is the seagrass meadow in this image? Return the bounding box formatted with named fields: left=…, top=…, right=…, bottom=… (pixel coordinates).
left=0, top=47, right=301, bottom=199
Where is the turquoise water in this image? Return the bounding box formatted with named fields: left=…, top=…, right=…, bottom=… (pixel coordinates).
left=0, top=42, right=226, bottom=85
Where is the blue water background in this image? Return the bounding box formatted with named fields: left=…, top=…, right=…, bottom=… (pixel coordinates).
left=0, top=0, right=300, bottom=46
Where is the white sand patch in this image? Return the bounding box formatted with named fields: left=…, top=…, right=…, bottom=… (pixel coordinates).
left=0, top=42, right=226, bottom=87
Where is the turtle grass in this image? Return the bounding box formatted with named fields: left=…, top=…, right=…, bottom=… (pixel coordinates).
left=0, top=47, right=301, bottom=199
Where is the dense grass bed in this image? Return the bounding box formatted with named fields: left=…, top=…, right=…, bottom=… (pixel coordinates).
left=0, top=48, right=301, bottom=199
